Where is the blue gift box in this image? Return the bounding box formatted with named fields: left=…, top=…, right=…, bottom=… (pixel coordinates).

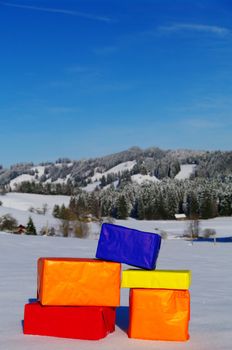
left=96, top=223, right=161, bottom=270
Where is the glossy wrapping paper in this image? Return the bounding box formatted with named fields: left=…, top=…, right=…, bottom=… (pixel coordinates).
left=121, top=269, right=191, bottom=290
left=37, top=258, right=121, bottom=306
left=96, top=223, right=161, bottom=269
left=128, top=289, right=190, bottom=341
left=24, top=302, right=116, bottom=340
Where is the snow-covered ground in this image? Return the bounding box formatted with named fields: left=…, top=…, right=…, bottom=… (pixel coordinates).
left=0, top=192, right=70, bottom=214
left=0, top=232, right=231, bottom=350
left=0, top=192, right=232, bottom=349
left=175, top=164, right=196, bottom=180
left=116, top=217, right=232, bottom=238
left=131, top=173, right=160, bottom=184
left=82, top=181, right=101, bottom=192
left=45, top=174, right=70, bottom=185
left=0, top=193, right=70, bottom=233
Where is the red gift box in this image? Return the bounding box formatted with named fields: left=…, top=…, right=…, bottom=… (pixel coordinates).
left=24, top=302, right=116, bottom=340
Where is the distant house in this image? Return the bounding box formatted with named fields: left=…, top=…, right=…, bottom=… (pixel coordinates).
left=175, top=213, right=186, bottom=220
left=15, top=225, right=26, bottom=234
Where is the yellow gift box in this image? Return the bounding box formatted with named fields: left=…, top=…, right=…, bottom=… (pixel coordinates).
left=121, top=269, right=191, bottom=290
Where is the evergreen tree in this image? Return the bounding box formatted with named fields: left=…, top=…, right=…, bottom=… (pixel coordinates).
left=199, top=189, right=217, bottom=219
left=130, top=199, right=139, bottom=218
left=165, top=190, right=178, bottom=219
left=187, top=192, right=199, bottom=218
left=69, top=197, right=77, bottom=213
left=76, top=195, right=88, bottom=217
left=88, top=192, right=101, bottom=218
left=140, top=165, right=147, bottom=175
left=26, top=217, right=37, bottom=235
left=116, top=195, right=128, bottom=219
left=153, top=191, right=167, bottom=219
left=100, top=175, right=106, bottom=188
left=137, top=198, right=145, bottom=220
left=219, top=195, right=232, bottom=216
left=59, top=204, right=68, bottom=219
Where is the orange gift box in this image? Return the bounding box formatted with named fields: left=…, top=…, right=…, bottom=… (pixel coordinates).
left=38, top=258, right=121, bottom=306
left=128, top=289, right=190, bottom=341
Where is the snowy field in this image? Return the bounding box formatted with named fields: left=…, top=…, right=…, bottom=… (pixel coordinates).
left=0, top=192, right=232, bottom=349
left=0, top=193, right=70, bottom=234
left=0, top=192, right=70, bottom=214
left=0, top=232, right=232, bottom=350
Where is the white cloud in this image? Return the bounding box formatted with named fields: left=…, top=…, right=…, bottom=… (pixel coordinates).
left=159, top=23, right=230, bottom=36
left=0, top=1, right=112, bottom=22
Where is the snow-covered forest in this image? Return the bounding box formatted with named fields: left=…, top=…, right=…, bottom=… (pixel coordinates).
left=57, top=177, right=232, bottom=221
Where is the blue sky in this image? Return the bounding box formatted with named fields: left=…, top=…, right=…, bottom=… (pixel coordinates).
left=0, top=0, right=232, bottom=166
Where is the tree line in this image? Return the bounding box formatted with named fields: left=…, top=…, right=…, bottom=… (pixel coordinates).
left=52, top=177, right=232, bottom=220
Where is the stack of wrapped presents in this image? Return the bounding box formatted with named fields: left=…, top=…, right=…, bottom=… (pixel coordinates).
left=24, top=223, right=191, bottom=341
left=24, top=257, right=121, bottom=340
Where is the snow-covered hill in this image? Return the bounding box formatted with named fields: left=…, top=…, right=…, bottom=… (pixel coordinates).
left=10, top=173, right=37, bottom=188
left=1, top=147, right=232, bottom=194
left=83, top=162, right=160, bottom=191
left=9, top=165, right=70, bottom=190
left=0, top=231, right=231, bottom=350
left=9, top=166, right=47, bottom=189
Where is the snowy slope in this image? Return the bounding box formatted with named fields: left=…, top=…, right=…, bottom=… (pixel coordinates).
left=9, top=166, right=46, bottom=189
left=45, top=175, right=70, bottom=185
left=0, top=233, right=232, bottom=350
left=9, top=164, right=72, bottom=189
left=32, top=166, right=46, bottom=177
left=10, top=174, right=36, bottom=188
left=131, top=174, right=160, bottom=184
left=82, top=161, right=137, bottom=191
left=82, top=180, right=119, bottom=192
left=91, top=161, right=137, bottom=182
left=83, top=160, right=160, bottom=189
left=82, top=181, right=101, bottom=192
left=175, top=164, right=196, bottom=180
